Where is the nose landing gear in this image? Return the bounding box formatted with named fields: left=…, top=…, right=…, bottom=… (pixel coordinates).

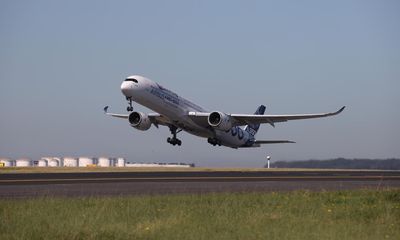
left=167, top=126, right=182, bottom=146
left=126, top=97, right=133, bottom=112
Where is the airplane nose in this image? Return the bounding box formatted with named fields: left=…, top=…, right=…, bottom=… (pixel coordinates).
left=121, top=81, right=133, bottom=97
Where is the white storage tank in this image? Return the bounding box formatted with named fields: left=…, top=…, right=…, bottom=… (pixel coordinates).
left=0, top=158, right=15, bottom=167
left=48, top=158, right=60, bottom=167
left=63, top=157, right=78, bottom=167
left=16, top=158, right=32, bottom=167
left=79, top=157, right=94, bottom=167
left=54, top=157, right=62, bottom=166
left=116, top=158, right=125, bottom=167
left=37, top=159, right=48, bottom=167
left=98, top=157, right=111, bottom=167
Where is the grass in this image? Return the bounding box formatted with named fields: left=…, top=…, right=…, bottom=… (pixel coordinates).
left=0, top=167, right=388, bottom=174
left=0, top=190, right=399, bottom=240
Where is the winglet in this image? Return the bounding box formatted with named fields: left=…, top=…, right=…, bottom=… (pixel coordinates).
left=103, top=106, right=109, bottom=114
left=327, top=106, right=345, bottom=117
left=336, top=106, right=345, bottom=115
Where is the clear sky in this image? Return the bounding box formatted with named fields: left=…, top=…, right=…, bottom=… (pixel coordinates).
left=1, top=0, right=399, bottom=167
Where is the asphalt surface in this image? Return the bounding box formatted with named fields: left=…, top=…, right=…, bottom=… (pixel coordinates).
left=0, top=170, right=399, bottom=198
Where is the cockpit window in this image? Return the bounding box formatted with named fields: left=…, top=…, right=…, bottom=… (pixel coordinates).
left=125, top=78, right=138, bottom=83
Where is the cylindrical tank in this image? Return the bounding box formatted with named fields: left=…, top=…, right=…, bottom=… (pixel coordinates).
left=63, top=157, right=78, bottom=167
left=54, top=157, right=62, bottom=166
left=37, top=159, right=48, bottom=167
left=48, top=158, right=60, bottom=167
left=0, top=158, right=15, bottom=167
left=98, top=157, right=111, bottom=167
left=40, top=157, right=62, bottom=167
left=110, top=158, right=116, bottom=167
left=79, top=157, right=94, bottom=167
left=116, top=158, right=125, bottom=167
left=16, top=158, right=32, bottom=167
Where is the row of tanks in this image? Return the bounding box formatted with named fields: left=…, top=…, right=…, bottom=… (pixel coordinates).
left=0, top=157, right=126, bottom=167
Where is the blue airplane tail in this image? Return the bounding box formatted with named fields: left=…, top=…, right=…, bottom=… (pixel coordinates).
left=244, top=105, right=266, bottom=137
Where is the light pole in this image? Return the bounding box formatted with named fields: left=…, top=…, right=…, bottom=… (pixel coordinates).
left=267, top=156, right=271, bottom=169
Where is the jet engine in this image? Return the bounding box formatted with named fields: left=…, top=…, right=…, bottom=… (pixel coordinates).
left=208, top=111, right=233, bottom=131
left=128, top=111, right=152, bottom=131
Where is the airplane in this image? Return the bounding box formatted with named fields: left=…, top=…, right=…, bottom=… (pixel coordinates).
left=104, top=75, right=345, bottom=148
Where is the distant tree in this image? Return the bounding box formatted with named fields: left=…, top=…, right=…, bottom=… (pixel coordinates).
left=271, top=159, right=400, bottom=170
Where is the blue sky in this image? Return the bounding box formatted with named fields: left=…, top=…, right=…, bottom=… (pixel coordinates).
left=1, top=0, right=399, bottom=167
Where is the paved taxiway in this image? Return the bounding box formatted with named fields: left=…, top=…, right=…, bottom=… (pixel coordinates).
left=0, top=171, right=399, bottom=198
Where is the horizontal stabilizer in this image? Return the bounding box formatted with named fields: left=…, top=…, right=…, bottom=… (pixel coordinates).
left=238, top=140, right=295, bottom=148
left=255, top=140, right=296, bottom=144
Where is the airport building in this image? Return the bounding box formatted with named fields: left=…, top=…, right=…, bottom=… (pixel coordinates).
left=63, top=157, right=78, bottom=167
left=15, top=158, right=32, bottom=167
left=0, top=158, right=15, bottom=167
left=125, top=162, right=194, bottom=168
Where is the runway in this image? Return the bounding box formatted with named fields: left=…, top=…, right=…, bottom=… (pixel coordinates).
left=0, top=170, right=399, bottom=198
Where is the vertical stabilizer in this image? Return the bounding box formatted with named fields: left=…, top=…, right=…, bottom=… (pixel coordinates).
left=244, top=105, right=266, bottom=137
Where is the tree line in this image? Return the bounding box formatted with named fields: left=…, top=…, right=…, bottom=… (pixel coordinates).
left=270, top=158, right=400, bottom=170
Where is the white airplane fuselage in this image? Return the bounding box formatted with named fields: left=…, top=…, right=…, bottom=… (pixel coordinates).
left=109, top=75, right=344, bottom=148
left=120, top=75, right=252, bottom=148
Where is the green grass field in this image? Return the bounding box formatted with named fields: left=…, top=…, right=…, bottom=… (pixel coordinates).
left=1, top=190, right=399, bottom=240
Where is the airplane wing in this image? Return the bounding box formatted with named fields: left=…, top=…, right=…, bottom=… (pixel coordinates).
left=103, top=106, right=171, bottom=127
left=188, top=106, right=345, bottom=128
left=231, top=106, right=345, bottom=127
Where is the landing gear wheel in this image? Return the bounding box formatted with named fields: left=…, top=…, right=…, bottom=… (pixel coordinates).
left=207, top=138, right=221, bottom=146
left=126, top=97, right=133, bottom=112
left=167, top=126, right=182, bottom=146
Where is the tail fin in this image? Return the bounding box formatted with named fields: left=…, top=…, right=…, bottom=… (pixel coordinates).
left=244, top=105, right=266, bottom=137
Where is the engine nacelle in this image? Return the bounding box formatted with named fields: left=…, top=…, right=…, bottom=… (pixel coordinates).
left=208, top=111, right=233, bottom=131
left=128, top=111, right=152, bottom=131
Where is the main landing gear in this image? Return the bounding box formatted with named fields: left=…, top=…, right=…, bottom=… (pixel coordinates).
left=167, top=126, right=182, bottom=146
left=208, top=138, right=221, bottom=146
left=126, top=97, right=133, bottom=112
